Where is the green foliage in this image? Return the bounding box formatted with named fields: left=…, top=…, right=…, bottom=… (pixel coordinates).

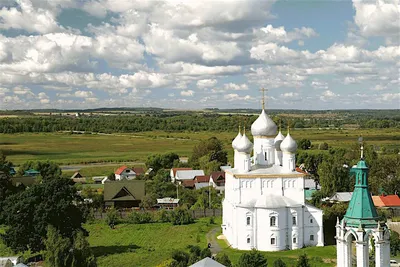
left=237, top=249, right=268, bottom=267
left=296, top=254, right=310, bottom=267
left=170, top=250, right=190, bottom=267
left=0, top=153, right=18, bottom=209
left=200, top=247, right=211, bottom=258
left=146, top=152, right=179, bottom=172
left=190, top=137, right=227, bottom=171
left=215, top=253, right=232, bottom=267
left=126, top=211, right=153, bottom=224
left=17, top=160, right=62, bottom=180
left=1, top=177, right=84, bottom=253
left=273, top=258, right=287, bottom=267
left=170, top=207, right=194, bottom=225
left=45, top=226, right=97, bottom=267
left=318, top=142, right=329, bottom=150
left=298, top=139, right=311, bottom=150
left=390, top=231, right=400, bottom=256
left=155, top=209, right=171, bottom=223
left=105, top=208, right=119, bottom=228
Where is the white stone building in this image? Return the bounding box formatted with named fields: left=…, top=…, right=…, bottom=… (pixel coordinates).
left=222, top=107, right=324, bottom=251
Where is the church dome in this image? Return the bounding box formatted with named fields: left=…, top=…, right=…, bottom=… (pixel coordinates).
left=232, top=131, right=242, bottom=150
left=280, top=133, right=297, bottom=153
left=236, top=133, right=253, bottom=154
left=251, top=109, right=278, bottom=137
left=274, top=131, right=285, bottom=151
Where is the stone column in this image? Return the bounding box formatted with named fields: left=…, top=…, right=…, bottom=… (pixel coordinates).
left=375, top=241, right=390, bottom=267
left=356, top=241, right=368, bottom=267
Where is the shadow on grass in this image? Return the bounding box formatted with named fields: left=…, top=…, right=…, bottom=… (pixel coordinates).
left=92, top=244, right=141, bottom=257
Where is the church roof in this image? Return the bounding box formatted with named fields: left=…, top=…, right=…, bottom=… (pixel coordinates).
left=189, top=257, right=226, bottom=267
left=226, top=164, right=305, bottom=178
left=238, top=195, right=302, bottom=209
left=343, top=160, right=380, bottom=228
left=251, top=109, right=277, bottom=137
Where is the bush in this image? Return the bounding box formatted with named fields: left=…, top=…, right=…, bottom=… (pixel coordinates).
left=127, top=211, right=153, bottom=224
left=215, top=253, right=232, bottom=267
left=273, top=258, right=287, bottom=267
left=155, top=209, right=171, bottom=223
left=318, top=142, right=329, bottom=150
left=209, top=217, right=215, bottom=224
left=237, top=249, right=268, bottom=267
left=170, top=207, right=194, bottom=225
left=105, top=208, right=119, bottom=228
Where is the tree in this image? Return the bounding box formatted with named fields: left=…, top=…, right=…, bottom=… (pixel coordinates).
left=70, top=231, right=97, bottom=267
left=146, top=152, right=180, bottom=173
left=390, top=231, right=400, bottom=256
left=215, top=253, right=232, bottom=267
left=297, top=139, right=311, bottom=150
left=105, top=208, right=119, bottom=228
left=170, top=250, right=190, bottom=267
left=296, top=254, right=310, bottom=267
left=200, top=247, right=211, bottom=258
left=273, top=258, right=287, bottom=267
left=17, top=160, right=61, bottom=180
left=1, top=177, right=85, bottom=252
left=190, top=137, right=227, bottom=170
left=237, top=249, right=268, bottom=267
left=318, top=156, right=351, bottom=196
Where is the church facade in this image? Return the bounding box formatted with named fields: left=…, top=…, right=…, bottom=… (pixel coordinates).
left=222, top=108, right=324, bottom=251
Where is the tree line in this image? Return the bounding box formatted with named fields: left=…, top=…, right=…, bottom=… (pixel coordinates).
left=1, top=111, right=399, bottom=134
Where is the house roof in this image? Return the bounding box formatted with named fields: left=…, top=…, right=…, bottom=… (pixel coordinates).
left=329, top=192, right=353, bottom=202
left=133, top=167, right=145, bottom=175
left=189, top=257, right=226, bottom=267
left=195, top=175, right=210, bottom=183
left=176, top=170, right=204, bottom=180
left=210, top=171, right=225, bottom=180
left=71, top=172, right=83, bottom=179
left=195, top=183, right=210, bottom=190
left=157, top=197, right=180, bottom=204
left=373, top=195, right=400, bottom=207
left=115, top=166, right=130, bottom=175
left=104, top=180, right=145, bottom=201
left=182, top=179, right=196, bottom=188
left=171, top=167, right=193, bottom=177
left=295, top=167, right=309, bottom=175
left=304, top=179, right=320, bottom=190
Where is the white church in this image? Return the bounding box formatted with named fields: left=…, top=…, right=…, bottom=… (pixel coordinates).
left=222, top=105, right=324, bottom=251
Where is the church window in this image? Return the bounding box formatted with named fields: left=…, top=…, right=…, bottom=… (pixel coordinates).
left=247, top=237, right=250, bottom=244
left=293, top=237, right=297, bottom=244
left=271, top=238, right=276, bottom=245
left=246, top=216, right=251, bottom=226
left=264, top=152, right=267, bottom=161
left=292, top=216, right=297, bottom=226
left=310, top=218, right=313, bottom=224
left=310, top=235, right=314, bottom=241
left=292, top=180, right=295, bottom=187
left=270, top=216, right=276, bottom=226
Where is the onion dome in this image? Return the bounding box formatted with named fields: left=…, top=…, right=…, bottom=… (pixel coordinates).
left=236, top=133, right=253, bottom=154
left=232, top=131, right=243, bottom=150
left=280, top=133, right=297, bottom=153
left=251, top=109, right=278, bottom=137
left=274, top=131, right=285, bottom=151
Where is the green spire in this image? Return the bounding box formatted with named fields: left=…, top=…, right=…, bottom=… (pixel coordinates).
left=343, top=159, right=380, bottom=228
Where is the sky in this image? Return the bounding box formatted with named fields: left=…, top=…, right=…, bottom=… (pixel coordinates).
left=0, top=0, right=399, bottom=110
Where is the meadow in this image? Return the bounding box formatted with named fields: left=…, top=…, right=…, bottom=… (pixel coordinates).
left=1, top=128, right=399, bottom=166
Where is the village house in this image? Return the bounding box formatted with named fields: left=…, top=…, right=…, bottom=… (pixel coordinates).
left=104, top=180, right=145, bottom=208
left=209, top=171, right=225, bottom=191
left=156, top=197, right=180, bottom=209
left=71, top=172, right=83, bottom=179
left=175, top=170, right=205, bottom=183
left=372, top=194, right=400, bottom=217
left=23, top=169, right=40, bottom=177
left=170, top=167, right=193, bottom=182
left=114, top=166, right=136, bottom=180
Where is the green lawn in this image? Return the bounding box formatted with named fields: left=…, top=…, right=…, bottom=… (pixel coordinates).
left=86, top=218, right=216, bottom=267
left=215, top=229, right=336, bottom=267
left=1, top=128, right=399, bottom=166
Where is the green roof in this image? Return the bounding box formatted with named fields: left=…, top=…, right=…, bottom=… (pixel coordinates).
left=104, top=180, right=145, bottom=202
left=343, top=159, right=380, bottom=228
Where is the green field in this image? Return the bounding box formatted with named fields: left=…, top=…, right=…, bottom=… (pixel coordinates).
left=1, top=128, right=399, bottom=166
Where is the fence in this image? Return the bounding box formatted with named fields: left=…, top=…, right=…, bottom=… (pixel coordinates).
left=93, top=208, right=222, bottom=220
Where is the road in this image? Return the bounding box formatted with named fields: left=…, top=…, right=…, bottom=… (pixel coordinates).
left=206, top=227, right=222, bottom=255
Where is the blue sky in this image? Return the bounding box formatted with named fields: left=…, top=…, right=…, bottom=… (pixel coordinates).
left=0, top=0, right=399, bottom=110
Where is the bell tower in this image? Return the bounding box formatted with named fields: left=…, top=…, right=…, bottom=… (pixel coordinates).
left=336, top=153, right=390, bottom=267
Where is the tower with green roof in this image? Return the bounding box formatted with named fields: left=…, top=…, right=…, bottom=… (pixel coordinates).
left=336, top=151, right=390, bottom=267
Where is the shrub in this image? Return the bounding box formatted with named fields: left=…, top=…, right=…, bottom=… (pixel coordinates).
left=237, top=249, right=268, bottom=267
left=273, top=258, right=287, bottom=267
left=170, top=207, right=194, bottom=225
left=215, top=253, right=232, bottom=267
left=127, top=211, right=153, bottom=224
left=209, top=217, right=215, bottom=224
left=105, top=208, right=119, bottom=228
left=155, top=209, right=171, bottom=223
left=318, top=142, right=329, bottom=150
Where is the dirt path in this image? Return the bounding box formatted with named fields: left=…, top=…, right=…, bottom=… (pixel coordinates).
left=206, top=226, right=222, bottom=255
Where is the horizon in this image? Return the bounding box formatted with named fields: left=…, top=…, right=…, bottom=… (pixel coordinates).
left=0, top=0, right=399, bottom=110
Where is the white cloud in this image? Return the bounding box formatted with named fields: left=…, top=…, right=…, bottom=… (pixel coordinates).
left=311, top=81, right=328, bottom=89
left=281, top=92, right=299, bottom=98
left=380, top=92, right=400, bottom=101
left=320, top=90, right=339, bottom=102
left=223, top=83, right=248, bottom=91
left=224, top=93, right=253, bottom=101
left=12, top=86, right=33, bottom=95
left=74, top=90, right=94, bottom=98
left=197, top=79, right=217, bottom=89
left=180, top=90, right=194, bottom=96
left=253, top=25, right=317, bottom=44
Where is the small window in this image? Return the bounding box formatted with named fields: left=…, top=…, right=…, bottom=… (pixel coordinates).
left=293, top=237, right=297, bottom=244
left=310, top=235, right=314, bottom=241
left=310, top=218, right=313, bottom=224
left=246, top=217, right=251, bottom=226
left=126, top=170, right=130, bottom=173
left=264, top=152, right=267, bottom=161
left=271, top=238, right=276, bottom=245
left=270, top=216, right=276, bottom=226
left=292, top=216, right=297, bottom=226
left=247, top=237, right=250, bottom=244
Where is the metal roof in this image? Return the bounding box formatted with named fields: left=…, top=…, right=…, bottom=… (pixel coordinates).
left=189, top=257, right=226, bottom=267
left=175, top=170, right=204, bottom=180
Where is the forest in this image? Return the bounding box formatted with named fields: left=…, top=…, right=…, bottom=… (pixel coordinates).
left=0, top=109, right=399, bottom=133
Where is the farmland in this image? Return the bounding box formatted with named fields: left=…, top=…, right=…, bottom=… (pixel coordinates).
left=0, top=127, right=399, bottom=166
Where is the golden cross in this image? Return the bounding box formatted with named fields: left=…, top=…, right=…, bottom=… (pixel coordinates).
left=260, top=88, right=268, bottom=110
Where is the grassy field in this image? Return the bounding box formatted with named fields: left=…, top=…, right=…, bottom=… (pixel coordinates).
left=1, top=128, right=399, bottom=166
left=86, top=218, right=215, bottom=267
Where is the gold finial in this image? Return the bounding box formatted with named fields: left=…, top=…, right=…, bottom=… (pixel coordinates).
left=260, top=88, right=268, bottom=110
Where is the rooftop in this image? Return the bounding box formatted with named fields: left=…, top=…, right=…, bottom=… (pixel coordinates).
left=176, top=170, right=205, bottom=180
left=372, top=194, right=400, bottom=207
left=226, top=164, right=304, bottom=178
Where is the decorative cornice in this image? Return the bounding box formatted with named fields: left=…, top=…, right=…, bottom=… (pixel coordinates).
left=253, top=135, right=276, bottom=139
left=225, top=170, right=305, bottom=179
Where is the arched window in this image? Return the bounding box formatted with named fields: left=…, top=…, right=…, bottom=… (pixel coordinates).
left=246, top=216, right=251, bottom=226
left=292, top=215, right=297, bottom=226
left=270, top=216, right=276, bottom=226
left=292, top=180, right=296, bottom=187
